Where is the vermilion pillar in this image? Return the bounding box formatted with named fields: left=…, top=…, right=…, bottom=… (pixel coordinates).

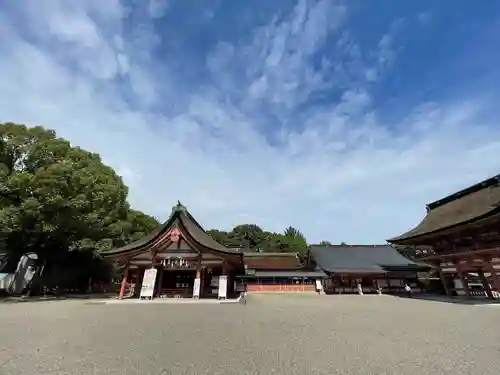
left=119, top=264, right=130, bottom=299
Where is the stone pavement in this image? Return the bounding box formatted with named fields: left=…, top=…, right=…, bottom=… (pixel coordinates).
left=0, top=295, right=499, bottom=375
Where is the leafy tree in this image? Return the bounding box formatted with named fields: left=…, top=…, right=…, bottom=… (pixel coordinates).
left=318, top=240, right=332, bottom=246
left=207, top=225, right=309, bottom=253
left=0, top=123, right=158, bottom=292
left=283, top=226, right=308, bottom=251
left=228, top=224, right=265, bottom=250
left=206, top=229, right=230, bottom=246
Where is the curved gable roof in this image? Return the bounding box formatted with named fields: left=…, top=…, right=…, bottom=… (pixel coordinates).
left=100, top=202, right=239, bottom=258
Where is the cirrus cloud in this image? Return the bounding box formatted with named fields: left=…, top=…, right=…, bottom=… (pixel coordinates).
left=1, top=0, right=500, bottom=243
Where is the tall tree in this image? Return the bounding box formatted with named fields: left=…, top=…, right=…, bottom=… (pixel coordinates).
left=283, top=226, right=308, bottom=250
left=0, top=123, right=158, bottom=291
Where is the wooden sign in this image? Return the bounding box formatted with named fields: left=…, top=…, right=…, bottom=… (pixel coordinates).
left=315, top=280, right=324, bottom=292
left=140, top=268, right=157, bottom=298
left=218, top=275, right=227, bottom=299
left=193, top=278, right=201, bottom=299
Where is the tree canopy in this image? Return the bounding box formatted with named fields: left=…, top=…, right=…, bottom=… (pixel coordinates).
left=206, top=224, right=308, bottom=253
left=0, top=123, right=159, bottom=291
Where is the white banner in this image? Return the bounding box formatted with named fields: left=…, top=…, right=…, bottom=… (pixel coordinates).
left=140, top=268, right=158, bottom=298
left=193, top=278, right=201, bottom=298
left=218, top=275, right=227, bottom=299
left=315, top=279, right=324, bottom=292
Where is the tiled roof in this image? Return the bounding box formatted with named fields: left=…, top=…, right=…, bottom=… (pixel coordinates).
left=243, top=252, right=306, bottom=270
left=310, top=245, right=428, bottom=274
left=100, top=202, right=240, bottom=257
left=389, top=175, right=500, bottom=243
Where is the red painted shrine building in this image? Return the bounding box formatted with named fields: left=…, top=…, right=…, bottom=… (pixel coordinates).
left=388, top=175, right=500, bottom=299
left=101, top=203, right=326, bottom=299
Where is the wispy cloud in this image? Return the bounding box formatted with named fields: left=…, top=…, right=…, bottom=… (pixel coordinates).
left=1, top=0, right=499, bottom=243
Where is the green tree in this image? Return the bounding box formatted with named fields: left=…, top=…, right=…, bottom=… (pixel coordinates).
left=0, top=123, right=158, bottom=292
left=206, top=229, right=230, bottom=246
left=227, top=224, right=265, bottom=250
left=283, top=226, right=308, bottom=250
left=318, top=240, right=332, bottom=246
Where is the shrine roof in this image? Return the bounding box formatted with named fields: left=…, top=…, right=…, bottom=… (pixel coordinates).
left=243, top=252, right=308, bottom=270
left=388, top=174, right=500, bottom=244
left=100, top=202, right=240, bottom=258
left=310, top=245, right=428, bottom=274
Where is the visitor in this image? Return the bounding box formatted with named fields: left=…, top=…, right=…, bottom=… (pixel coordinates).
left=404, top=284, right=412, bottom=298
left=377, top=287, right=383, bottom=296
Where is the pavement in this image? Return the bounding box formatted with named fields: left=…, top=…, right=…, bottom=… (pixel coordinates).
left=0, top=294, right=499, bottom=375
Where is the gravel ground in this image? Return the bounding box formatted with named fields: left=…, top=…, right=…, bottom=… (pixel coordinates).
left=1, top=294, right=499, bottom=375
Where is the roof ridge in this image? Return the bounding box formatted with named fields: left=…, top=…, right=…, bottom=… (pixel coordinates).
left=310, top=244, right=391, bottom=248
left=243, top=252, right=300, bottom=256
left=426, top=174, right=500, bottom=211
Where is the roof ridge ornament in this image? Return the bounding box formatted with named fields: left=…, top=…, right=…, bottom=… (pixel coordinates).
left=171, top=201, right=187, bottom=214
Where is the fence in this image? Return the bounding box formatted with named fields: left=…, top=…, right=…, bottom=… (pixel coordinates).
left=247, top=284, right=316, bottom=293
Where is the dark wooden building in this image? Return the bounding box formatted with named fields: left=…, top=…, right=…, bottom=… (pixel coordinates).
left=310, top=245, right=430, bottom=294
left=388, top=175, right=500, bottom=299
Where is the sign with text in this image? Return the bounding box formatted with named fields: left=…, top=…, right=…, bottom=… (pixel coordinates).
left=193, top=278, right=201, bottom=298
left=315, top=279, right=324, bottom=292
left=140, top=268, right=157, bottom=298
left=218, top=275, right=227, bottom=299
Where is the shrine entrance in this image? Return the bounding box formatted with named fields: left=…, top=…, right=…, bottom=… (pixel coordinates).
left=101, top=202, right=245, bottom=300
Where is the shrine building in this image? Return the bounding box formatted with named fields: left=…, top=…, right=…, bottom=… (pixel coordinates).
left=388, top=174, right=500, bottom=299
left=100, top=202, right=327, bottom=299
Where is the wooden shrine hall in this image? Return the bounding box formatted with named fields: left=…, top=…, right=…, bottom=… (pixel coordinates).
left=389, top=174, right=500, bottom=299
left=310, top=245, right=430, bottom=294
left=101, top=202, right=245, bottom=299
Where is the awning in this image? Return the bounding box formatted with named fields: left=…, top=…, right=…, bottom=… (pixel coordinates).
left=327, top=268, right=387, bottom=275
left=253, top=271, right=328, bottom=278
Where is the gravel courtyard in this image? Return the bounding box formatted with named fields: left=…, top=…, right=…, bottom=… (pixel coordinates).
left=1, top=295, right=499, bottom=375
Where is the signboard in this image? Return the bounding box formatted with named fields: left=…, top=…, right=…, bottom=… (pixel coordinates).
left=315, top=280, right=324, bottom=293
left=218, top=275, right=227, bottom=299
left=140, top=268, right=157, bottom=298
left=193, top=278, right=201, bottom=299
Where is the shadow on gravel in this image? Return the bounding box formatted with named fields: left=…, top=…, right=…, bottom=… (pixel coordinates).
left=398, top=294, right=500, bottom=305
left=1, top=293, right=116, bottom=304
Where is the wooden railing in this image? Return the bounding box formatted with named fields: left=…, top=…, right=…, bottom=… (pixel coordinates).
left=247, top=284, right=316, bottom=293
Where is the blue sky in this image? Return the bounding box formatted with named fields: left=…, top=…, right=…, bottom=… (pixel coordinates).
left=1, top=0, right=500, bottom=244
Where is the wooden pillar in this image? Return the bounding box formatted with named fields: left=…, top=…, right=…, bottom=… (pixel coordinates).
left=478, top=268, right=494, bottom=300
left=488, top=262, right=500, bottom=293
left=455, top=262, right=471, bottom=298
left=436, top=265, right=452, bottom=297
left=135, top=268, right=144, bottom=297
left=196, top=254, right=202, bottom=279
left=156, top=265, right=164, bottom=298
left=119, top=263, right=130, bottom=299
left=199, top=267, right=204, bottom=298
